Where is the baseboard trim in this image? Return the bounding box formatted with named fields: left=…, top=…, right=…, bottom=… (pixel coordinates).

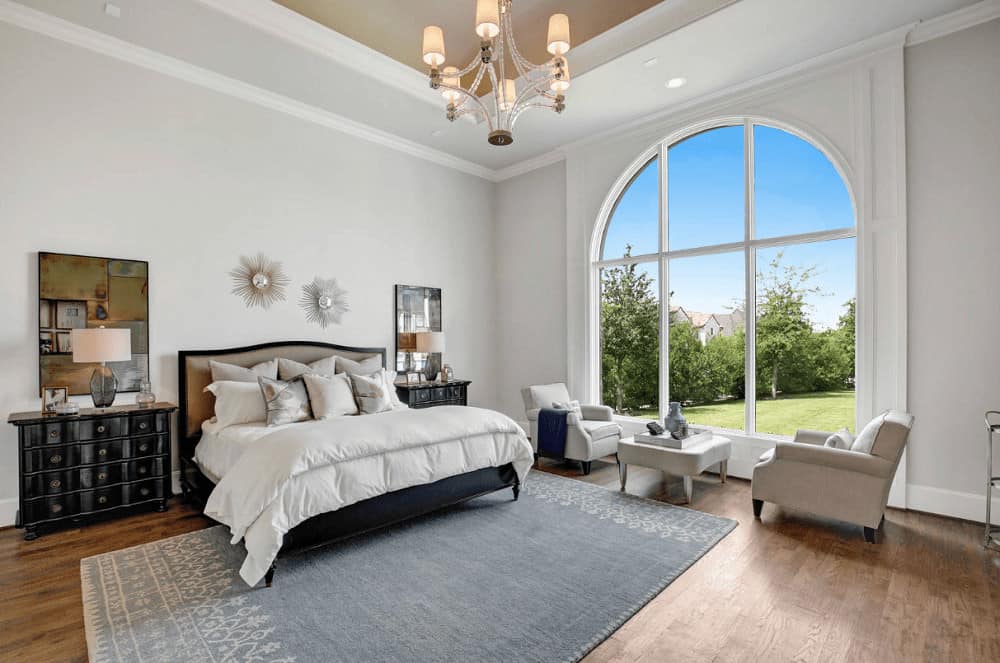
left=0, top=497, right=18, bottom=529
left=906, top=483, right=999, bottom=526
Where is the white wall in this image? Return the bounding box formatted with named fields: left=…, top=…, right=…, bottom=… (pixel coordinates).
left=905, top=18, right=1000, bottom=522
left=493, top=161, right=568, bottom=424
left=0, top=23, right=497, bottom=524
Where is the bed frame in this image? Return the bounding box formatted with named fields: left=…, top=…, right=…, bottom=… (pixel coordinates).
left=177, top=340, right=519, bottom=587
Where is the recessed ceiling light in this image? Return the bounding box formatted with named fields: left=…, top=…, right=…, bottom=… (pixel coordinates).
left=665, top=77, right=687, bottom=89
left=643, top=57, right=659, bottom=68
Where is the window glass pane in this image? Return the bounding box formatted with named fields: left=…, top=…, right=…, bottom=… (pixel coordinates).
left=755, top=238, right=856, bottom=436
left=668, top=252, right=746, bottom=431
left=667, top=125, right=745, bottom=250
left=600, top=262, right=659, bottom=418
left=601, top=158, right=658, bottom=260
left=754, top=125, right=854, bottom=238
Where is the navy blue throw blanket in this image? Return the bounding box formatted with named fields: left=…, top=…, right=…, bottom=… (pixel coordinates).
left=537, top=408, right=569, bottom=458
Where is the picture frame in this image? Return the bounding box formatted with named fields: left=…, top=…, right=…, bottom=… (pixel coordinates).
left=406, top=372, right=422, bottom=385
left=41, top=386, right=68, bottom=414
left=441, top=365, right=454, bottom=383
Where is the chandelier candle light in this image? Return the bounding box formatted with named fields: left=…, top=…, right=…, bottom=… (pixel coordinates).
left=422, top=0, right=571, bottom=146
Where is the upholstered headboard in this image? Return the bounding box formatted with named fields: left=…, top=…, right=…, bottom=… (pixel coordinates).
left=177, top=340, right=385, bottom=455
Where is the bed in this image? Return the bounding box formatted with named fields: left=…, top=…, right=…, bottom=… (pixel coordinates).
left=178, top=341, right=533, bottom=587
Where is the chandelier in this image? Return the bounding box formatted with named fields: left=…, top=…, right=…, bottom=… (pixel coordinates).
left=421, top=0, right=571, bottom=146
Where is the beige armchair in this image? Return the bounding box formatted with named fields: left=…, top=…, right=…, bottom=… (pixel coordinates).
left=751, top=410, right=913, bottom=542
left=521, top=383, right=622, bottom=475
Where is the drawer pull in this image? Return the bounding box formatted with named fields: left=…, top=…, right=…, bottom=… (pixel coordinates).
left=98, top=472, right=107, bottom=481
left=98, top=448, right=108, bottom=457
left=51, top=503, right=62, bottom=514
left=49, top=479, right=61, bottom=489
left=138, top=422, right=148, bottom=430
left=138, top=466, right=147, bottom=475
left=49, top=430, right=59, bottom=439
left=50, top=454, right=63, bottom=464
left=138, top=443, right=149, bottom=453
left=97, top=425, right=106, bottom=433
left=139, top=487, right=150, bottom=497
left=98, top=496, right=108, bottom=505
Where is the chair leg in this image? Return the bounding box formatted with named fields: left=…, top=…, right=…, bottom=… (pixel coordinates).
left=619, top=463, right=628, bottom=491
left=752, top=498, right=763, bottom=519
left=264, top=562, right=276, bottom=588
left=581, top=461, right=592, bottom=476
left=682, top=475, right=693, bottom=504
left=863, top=526, right=877, bottom=544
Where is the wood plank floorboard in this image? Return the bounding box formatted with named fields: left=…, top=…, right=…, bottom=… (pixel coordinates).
left=1, top=456, right=998, bottom=662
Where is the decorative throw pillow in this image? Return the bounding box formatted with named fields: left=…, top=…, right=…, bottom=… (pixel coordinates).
left=302, top=373, right=358, bottom=418
left=553, top=399, right=583, bottom=417
left=204, top=381, right=267, bottom=428
left=824, top=428, right=854, bottom=450
left=348, top=372, right=393, bottom=415
left=383, top=370, right=406, bottom=409
left=209, top=359, right=277, bottom=383
left=529, top=383, right=573, bottom=409
left=278, top=355, right=339, bottom=381
left=335, top=355, right=383, bottom=376
left=851, top=413, right=887, bottom=455
left=258, top=376, right=313, bottom=426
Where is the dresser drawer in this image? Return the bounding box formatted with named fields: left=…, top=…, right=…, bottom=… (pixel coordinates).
left=20, top=420, right=80, bottom=448
left=79, top=464, right=122, bottom=489
left=129, top=479, right=165, bottom=503
left=129, top=434, right=167, bottom=458
left=415, top=389, right=431, bottom=404
left=80, top=486, right=123, bottom=512
left=28, top=493, right=80, bottom=522
left=450, top=385, right=464, bottom=400
left=125, top=457, right=163, bottom=482
left=78, top=417, right=125, bottom=441
left=129, top=413, right=166, bottom=435
left=23, top=445, right=78, bottom=472
left=432, top=387, right=448, bottom=401
left=79, top=439, right=125, bottom=465
left=23, top=469, right=77, bottom=497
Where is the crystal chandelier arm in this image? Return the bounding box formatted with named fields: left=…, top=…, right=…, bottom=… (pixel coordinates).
left=486, top=62, right=506, bottom=124
left=455, top=87, right=496, bottom=131
left=502, top=8, right=550, bottom=75
left=510, top=101, right=559, bottom=130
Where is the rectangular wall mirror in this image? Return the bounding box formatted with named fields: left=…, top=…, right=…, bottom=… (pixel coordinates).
left=395, top=284, right=441, bottom=378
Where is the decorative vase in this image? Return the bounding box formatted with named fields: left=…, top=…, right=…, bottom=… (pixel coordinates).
left=89, top=365, right=118, bottom=408
left=664, top=402, right=687, bottom=434
left=136, top=381, right=156, bottom=408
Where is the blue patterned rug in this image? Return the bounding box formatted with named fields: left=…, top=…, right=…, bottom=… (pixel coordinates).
left=81, top=472, right=736, bottom=662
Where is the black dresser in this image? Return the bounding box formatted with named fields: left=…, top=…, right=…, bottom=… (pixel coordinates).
left=395, top=380, right=471, bottom=409
left=8, top=402, right=175, bottom=540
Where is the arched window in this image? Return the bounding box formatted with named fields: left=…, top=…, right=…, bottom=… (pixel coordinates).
left=595, top=120, right=856, bottom=437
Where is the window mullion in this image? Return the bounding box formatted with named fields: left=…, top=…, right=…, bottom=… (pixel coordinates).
left=744, top=119, right=757, bottom=435
left=658, top=142, right=670, bottom=419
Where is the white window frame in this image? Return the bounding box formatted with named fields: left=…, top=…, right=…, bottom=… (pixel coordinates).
left=591, top=117, right=859, bottom=439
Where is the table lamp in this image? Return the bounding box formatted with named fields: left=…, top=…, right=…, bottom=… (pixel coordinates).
left=71, top=327, right=132, bottom=408
left=415, top=331, right=445, bottom=382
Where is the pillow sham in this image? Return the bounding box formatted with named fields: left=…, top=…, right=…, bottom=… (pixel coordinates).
left=209, top=359, right=278, bottom=383
left=258, top=376, right=313, bottom=426
left=335, top=355, right=383, bottom=376
left=348, top=372, right=393, bottom=415
left=278, top=355, right=338, bottom=381
left=302, top=373, right=359, bottom=418
left=203, top=381, right=267, bottom=428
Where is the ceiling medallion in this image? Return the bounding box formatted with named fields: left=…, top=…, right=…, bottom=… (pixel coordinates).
left=422, top=0, right=571, bottom=147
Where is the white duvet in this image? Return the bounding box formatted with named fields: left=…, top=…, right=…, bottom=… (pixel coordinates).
left=203, top=406, right=534, bottom=586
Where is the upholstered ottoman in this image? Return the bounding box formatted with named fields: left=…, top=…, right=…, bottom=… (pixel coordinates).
left=618, top=434, right=731, bottom=503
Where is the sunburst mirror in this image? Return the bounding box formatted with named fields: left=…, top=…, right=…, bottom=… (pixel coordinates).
left=300, top=277, right=349, bottom=328
left=230, top=253, right=291, bottom=309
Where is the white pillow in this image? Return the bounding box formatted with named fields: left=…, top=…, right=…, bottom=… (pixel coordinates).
left=335, top=355, right=383, bottom=376
left=851, top=413, right=887, bottom=455
left=302, top=373, right=359, bottom=418
left=382, top=369, right=406, bottom=409
left=204, top=381, right=266, bottom=428
left=553, top=399, right=583, bottom=416
left=348, top=372, right=393, bottom=414
left=278, top=355, right=338, bottom=381
left=824, top=428, right=854, bottom=450
left=209, top=359, right=277, bottom=383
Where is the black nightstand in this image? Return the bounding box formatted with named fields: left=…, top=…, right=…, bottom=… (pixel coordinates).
left=395, top=380, right=470, bottom=409
left=8, top=402, right=176, bottom=540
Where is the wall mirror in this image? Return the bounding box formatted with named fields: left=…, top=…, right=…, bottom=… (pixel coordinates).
left=395, top=284, right=441, bottom=378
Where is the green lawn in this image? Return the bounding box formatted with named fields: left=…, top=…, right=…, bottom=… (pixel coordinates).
left=633, top=390, right=856, bottom=437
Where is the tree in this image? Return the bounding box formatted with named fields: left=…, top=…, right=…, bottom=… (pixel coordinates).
left=600, top=247, right=659, bottom=413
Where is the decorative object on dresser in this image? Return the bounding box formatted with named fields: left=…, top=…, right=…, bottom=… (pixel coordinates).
left=415, top=331, right=446, bottom=381
left=41, top=385, right=68, bottom=414
left=38, top=252, right=149, bottom=397
left=70, top=326, right=132, bottom=407
left=299, top=276, right=350, bottom=327
left=395, top=284, right=442, bottom=379
left=229, top=253, right=290, bottom=309
left=9, top=402, right=176, bottom=540
left=394, top=379, right=470, bottom=409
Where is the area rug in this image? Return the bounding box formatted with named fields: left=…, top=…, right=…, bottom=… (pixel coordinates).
left=81, top=471, right=736, bottom=663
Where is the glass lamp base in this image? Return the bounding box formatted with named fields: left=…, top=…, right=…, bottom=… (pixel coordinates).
left=90, top=366, right=118, bottom=408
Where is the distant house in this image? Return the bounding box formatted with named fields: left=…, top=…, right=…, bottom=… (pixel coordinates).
left=670, top=306, right=745, bottom=345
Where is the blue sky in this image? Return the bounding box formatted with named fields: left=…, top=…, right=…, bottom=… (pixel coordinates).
left=602, top=124, right=855, bottom=330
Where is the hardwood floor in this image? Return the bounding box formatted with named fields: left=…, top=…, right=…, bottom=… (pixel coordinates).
left=1, top=459, right=998, bottom=662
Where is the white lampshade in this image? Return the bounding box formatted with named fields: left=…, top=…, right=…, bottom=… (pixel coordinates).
left=499, top=78, right=516, bottom=111
left=71, top=327, right=131, bottom=363
left=475, top=0, right=500, bottom=39
left=550, top=57, right=570, bottom=93
left=547, top=13, right=570, bottom=56
left=415, top=331, right=446, bottom=353
left=441, top=66, right=461, bottom=104
left=422, top=25, right=446, bottom=66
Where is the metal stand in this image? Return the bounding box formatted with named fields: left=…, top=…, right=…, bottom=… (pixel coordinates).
left=984, top=411, right=1000, bottom=550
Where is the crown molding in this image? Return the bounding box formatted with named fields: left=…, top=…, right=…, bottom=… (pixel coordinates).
left=0, top=0, right=494, bottom=181
left=906, top=0, right=1000, bottom=46
left=493, top=151, right=566, bottom=182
